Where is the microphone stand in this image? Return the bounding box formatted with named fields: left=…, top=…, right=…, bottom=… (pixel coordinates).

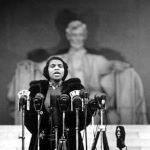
left=71, top=94, right=83, bottom=150
left=34, top=106, right=42, bottom=150
left=57, top=94, right=70, bottom=150
left=91, top=106, right=109, bottom=150
left=36, top=110, right=42, bottom=150
left=53, top=108, right=59, bottom=150
left=75, top=108, right=79, bottom=150
left=18, top=90, right=30, bottom=150
left=33, top=94, right=44, bottom=150
left=84, top=107, right=88, bottom=150
left=82, top=94, right=89, bottom=150
left=55, top=126, right=59, bottom=150
left=58, top=110, right=68, bottom=150
left=19, top=104, right=25, bottom=150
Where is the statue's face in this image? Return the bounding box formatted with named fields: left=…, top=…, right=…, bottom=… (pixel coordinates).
left=68, top=28, right=86, bottom=49
left=48, top=59, right=64, bottom=81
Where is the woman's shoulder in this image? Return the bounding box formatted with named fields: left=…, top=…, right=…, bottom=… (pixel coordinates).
left=62, top=78, right=84, bottom=94
left=63, top=78, right=81, bottom=84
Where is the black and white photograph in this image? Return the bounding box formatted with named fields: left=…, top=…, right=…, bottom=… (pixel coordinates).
left=0, top=0, right=150, bottom=149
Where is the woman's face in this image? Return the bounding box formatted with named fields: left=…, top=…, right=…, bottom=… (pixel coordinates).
left=48, top=59, right=65, bottom=81
left=68, top=28, right=86, bottom=49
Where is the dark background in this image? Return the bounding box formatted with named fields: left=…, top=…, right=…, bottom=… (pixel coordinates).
left=0, top=0, right=150, bottom=124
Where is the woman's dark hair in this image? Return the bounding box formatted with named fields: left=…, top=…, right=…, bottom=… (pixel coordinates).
left=43, top=56, right=68, bottom=81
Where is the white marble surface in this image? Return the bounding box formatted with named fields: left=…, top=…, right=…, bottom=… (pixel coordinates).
left=0, top=125, right=150, bottom=150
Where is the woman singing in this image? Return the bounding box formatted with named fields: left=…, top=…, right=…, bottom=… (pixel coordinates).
left=25, top=56, right=93, bottom=150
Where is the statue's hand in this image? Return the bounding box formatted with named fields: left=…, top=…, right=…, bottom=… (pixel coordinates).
left=111, top=60, right=130, bottom=72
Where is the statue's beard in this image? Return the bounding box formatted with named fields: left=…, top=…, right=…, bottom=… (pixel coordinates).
left=70, top=42, right=84, bottom=49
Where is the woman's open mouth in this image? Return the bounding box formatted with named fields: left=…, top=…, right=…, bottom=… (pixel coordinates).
left=54, top=72, right=61, bottom=75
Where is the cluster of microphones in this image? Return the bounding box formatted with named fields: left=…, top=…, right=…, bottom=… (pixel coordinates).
left=18, top=89, right=107, bottom=112
left=18, top=89, right=127, bottom=149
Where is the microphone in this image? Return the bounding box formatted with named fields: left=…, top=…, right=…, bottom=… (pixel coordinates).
left=18, top=90, right=30, bottom=111
left=94, top=93, right=107, bottom=109
left=79, top=89, right=89, bottom=99
left=72, top=95, right=82, bottom=110
left=59, top=94, right=70, bottom=111
left=69, top=90, right=83, bottom=111
left=33, top=93, right=44, bottom=111
left=79, top=89, right=89, bottom=108
left=19, top=95, right=27, bottom=111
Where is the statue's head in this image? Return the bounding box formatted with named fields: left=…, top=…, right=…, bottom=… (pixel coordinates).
left=66, top=20, right=88, bottom=49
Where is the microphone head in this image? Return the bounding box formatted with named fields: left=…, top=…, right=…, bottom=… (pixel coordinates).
left=35, top=93, right=45, bottom=99
left=19, top=95, right=28, bottom=106
left=34, top=93, right=45, bottom=111
left=20, top=95, right=27, bottom=100
left=17, top=90, right=30, bottom=110
left=94, top=93, right=106, bottom=99
left=69, top=90, right=82, bottom=111
left=60, top=94, right=70, bottom=101
left=72, top=95, right=82, bottom=110
left=59, top=94, right=70, bottom=111
left=79, top=89, right=89, bottom=99
left=94, top=93, right=107, bottom=109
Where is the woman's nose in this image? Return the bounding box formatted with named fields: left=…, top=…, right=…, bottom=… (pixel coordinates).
left=54, top=65, right=59, bottom=69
